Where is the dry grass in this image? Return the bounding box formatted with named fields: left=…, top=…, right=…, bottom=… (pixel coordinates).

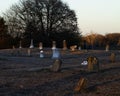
left=0, top=49, right=120, bottom=96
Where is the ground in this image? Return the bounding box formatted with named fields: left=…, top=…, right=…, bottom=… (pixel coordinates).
left=0, top=48, right=120, bottom=96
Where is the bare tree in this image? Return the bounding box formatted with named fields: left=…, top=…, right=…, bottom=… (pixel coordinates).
left=3, top=0, right=80, bottom=47
left=0, top=17, right=8, bottom=40
left=84, top=32, right=97, bottom=49
left=105, top=33, right=120, bottom=46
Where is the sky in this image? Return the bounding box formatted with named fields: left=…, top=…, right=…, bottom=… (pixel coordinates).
left=0, top=0, right=19, bottom=13
left=0, top=0, right=120, bottom=35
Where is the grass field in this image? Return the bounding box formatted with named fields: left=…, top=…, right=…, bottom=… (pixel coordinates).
left=0, top=49, right=120, bottom=96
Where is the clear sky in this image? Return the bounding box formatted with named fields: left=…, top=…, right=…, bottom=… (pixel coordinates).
left=0, top=0, right=120, bottom=35
left=63, top=0, right=120, bottom=35
left=0, top=0, right=19, bottom=13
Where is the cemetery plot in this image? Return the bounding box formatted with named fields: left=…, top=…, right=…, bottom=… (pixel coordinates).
left=0, top=49, right=120, bottom=96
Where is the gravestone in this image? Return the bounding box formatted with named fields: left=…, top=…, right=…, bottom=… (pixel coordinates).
left=39, top=42, right=43, bottom=50
left=19, top=41, right=22, bottom=49
left=63, top=40, right=67, bottom=50
left=29, top=39, right=34, bottom=48
left=78, top=46, right=81, bottom=50
left=110, top=53, right=115, bottom=63
left=50, top=59, right=62, bottom=72
left=52, top=49, right=60, bottom=59
left=12, top=45, right=15, bottom=49
left=74, top=77, right=87, bottom=92
left=70, top=45, right=77, bottom=51
left=87, top=56, right=99, bottom=72
left=105, top=44, right=109, bottom=52
left=52, top=41, right=56, bottom=50
left=40, top=50, right=44, bottom=58
left=27, top=49, right=31, bottom=56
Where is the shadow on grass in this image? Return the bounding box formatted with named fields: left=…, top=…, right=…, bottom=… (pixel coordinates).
left=1, top=66, right=120, bottom=96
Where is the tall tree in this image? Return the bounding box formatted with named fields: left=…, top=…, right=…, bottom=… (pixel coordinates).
left=0, top=17, right=14, bottom=49
left=4, top=0, right=81, bottom=47
left=0, top=17, right=8, bottom=40
left=105, top=33, right=120, bottom=46
left=83, top=32, right=97, bottom=49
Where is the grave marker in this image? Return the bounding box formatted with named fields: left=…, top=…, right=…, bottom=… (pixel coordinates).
left=52, top=49, right=60, bottom=59
left=87, top=56, right=99, bottom=72
left=63, top=40, right=67, bottom=50
left=12, top=45, right=15, bottom=49
left=78, top=46, right=81, bottom=50
left=110, top=53, right=115, bottom=63
left=40, top=50, right=44, bottom=58
left=39, top=42, right=43, bottom=50
left=27, top=49, right=31, bottom=56
left=50, top=59, right=62, bottom=72
left=74, top=77, right=87, bottom=92
left=52, top=41, right=56, bottom=50
left=70, top=45, right=77, bottom=51
left=105, top=44, right=109, bottom=52
left=19, top=41, right=22, bottom=49
left=29, top=39, right=34, bottom=48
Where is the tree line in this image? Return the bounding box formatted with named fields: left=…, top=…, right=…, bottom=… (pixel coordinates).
left=1, top=14, right=120, bottom=49
left=82, top=33, right=120, bottom=50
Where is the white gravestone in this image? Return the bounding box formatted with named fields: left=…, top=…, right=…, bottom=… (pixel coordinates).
left=105, top=44, right=109, bottom=52
left=29, top=39, right=34, bottom=48
left=78, top=46, right=81, bottom=50
left=52, top=41, right=56, bottom=50
left=19, top=41, right=22, bottom=49
left=39, top=42, right=43, bottom=50
left=52, top=49, right=61, bottom=59
left=40, top=50, right=44, bottom=58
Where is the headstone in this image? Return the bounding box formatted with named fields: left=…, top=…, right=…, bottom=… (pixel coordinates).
left=78, top=46, right=81, bottom=50
left=40, top=50, right=44, bottom=58
left=52, top=41, right=56, bottom=50
left=74, top=77, right=87, bottom=92
left=110, top=53, right=115, bottom=63
left=63, top=40, right=67, bottom=50
left=52, top=49, right=60, bottom=59
left=12, top=45, right=15, bottom=49
left=87, top=56, right=99, bottom=72
left=50, top=59, right=62, bottom=72
left=29, top=39, right=34, bottom=48
left=39, top=42, right=43, bottom=50
left=27, top=49, right=31, bottom=56
left=19, top=41, right=22, bottom=49
left=105, top=44, right=109, bottom=52
left=70, top=45, right=77, bottom=51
